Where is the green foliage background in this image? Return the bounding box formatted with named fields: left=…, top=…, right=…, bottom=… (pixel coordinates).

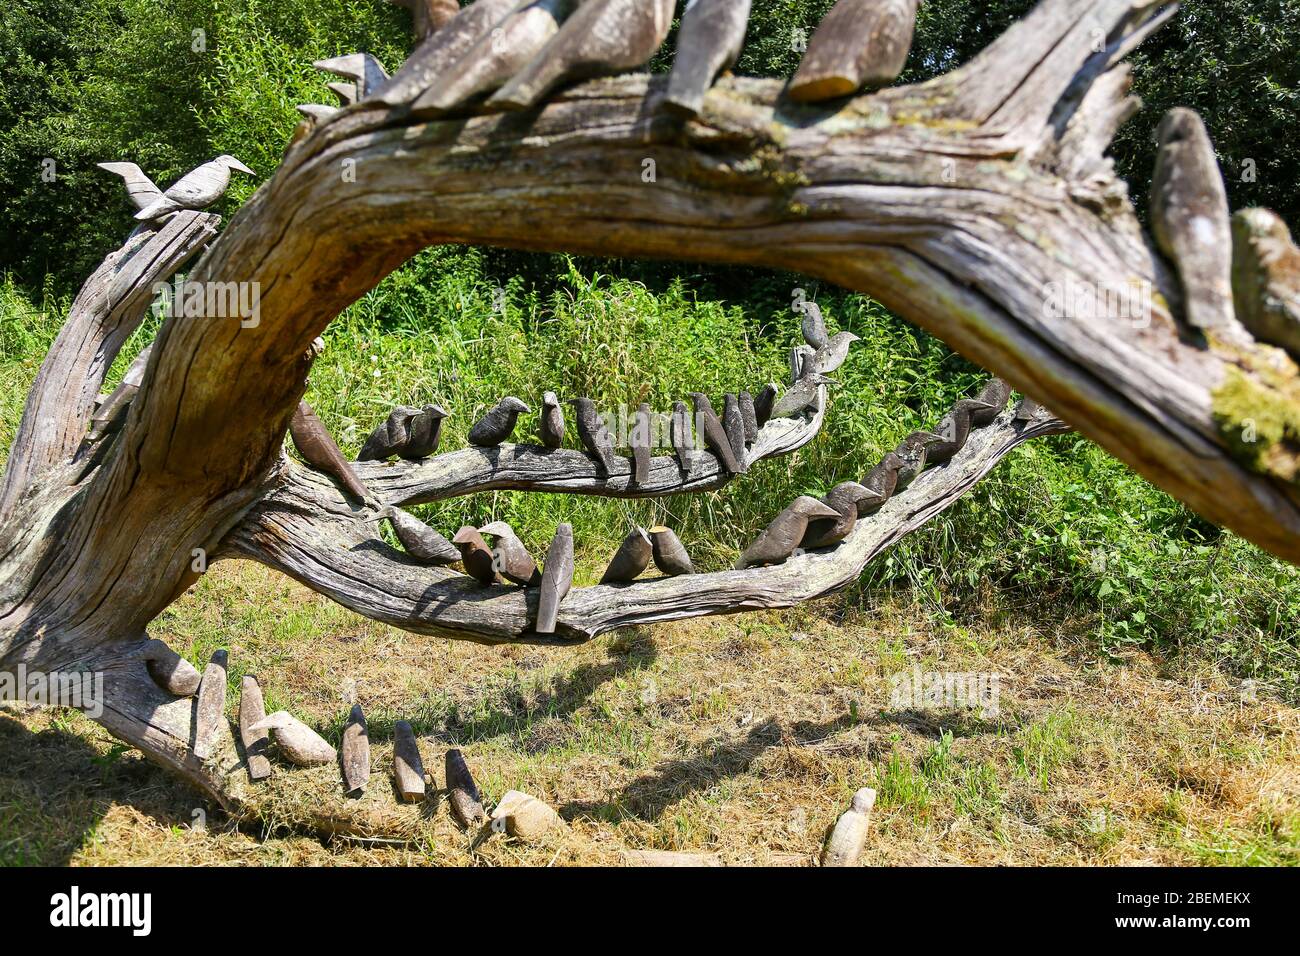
left=1, top=0, right=1298, bottom=694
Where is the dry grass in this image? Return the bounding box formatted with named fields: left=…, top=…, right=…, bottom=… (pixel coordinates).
left=1, top=560, right=1297, bottom=867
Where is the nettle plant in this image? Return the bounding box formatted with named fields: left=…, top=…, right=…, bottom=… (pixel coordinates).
left=2, top=0, right=1298, bottom=835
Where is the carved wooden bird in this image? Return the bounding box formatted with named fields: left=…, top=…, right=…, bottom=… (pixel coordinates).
left=631, top=402, right=654, bottom=485
left=572, top=397, right=619, bottom=474
left=736, top=496, right=840, bottom=569
left=600, top=526, right=653, bottom=584
left=650, top=526, right=694, bottom=576
left=479, top=520, right=541, bottom=586
left=469, top=396, right=530, bottom=446
left=386, top=507, right=461, bottom=565
left=488, top=0, right=676, bottom=111
left=290, top=401, right=371, bottom=503
left=738, top=390, right=758, bottom=444
left=390, top=0, right=462, bottom=41
left=861, top=451, right=904, bottom=506
left=805, top=332, right=860, bottom=376
left=415, top=0, right=578, bottom=113
left=690, top=392, right=743, bottom=474
left=923, top=398, right=995, bottom=465
left=453, top=525, right=501, bottom=585
left=893, top=430, right=941, bottom=490
left=670, top=399, right=695, bottom=472
left=800, top=300, right=829, bottom=350
left=341, top=703, right=371, bottom=794
left=380, top=0, right=521, bottom=106
left=360, top=404, right=448, bottom=460
left=790, top=344, right=814, bottom=383
left=1151, top=108, right=1244, bottom=345
left=801, top=481, right=871, bottom=550
left=664, top=0, right=752, bottom=119
left=130, top=155, right=255, bottom=222
left=722, top=393, right=748, bottom=469
left=788, top=0, right=919, bottom=103
left=540, top=390, right=566, bottom=448
left=535, top=523, right=575, bottom=634
left=1232, top=208, right=1300, bottom=360
left=752, top=383, right=778, bottom=427
left=97, top=162, right=165, bottom=213
left=970, top=378, right=1011, bottom=427
left=250, top=712, right=337, bottom=767
left=770, top=372, right=834, bottom=419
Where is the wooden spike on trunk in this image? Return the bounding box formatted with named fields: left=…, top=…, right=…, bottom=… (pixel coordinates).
left=140, top=638, right=202, bottom=697
left=788, top=0, right=918, bottom=103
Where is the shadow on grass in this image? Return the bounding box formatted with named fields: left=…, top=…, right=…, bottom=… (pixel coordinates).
left=561, top=712, right=866, bottom=823
left=0, top=711, right=198, bottom=866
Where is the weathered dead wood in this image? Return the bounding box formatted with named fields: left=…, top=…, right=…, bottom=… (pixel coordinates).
left=391, top=721, right=426, bottom=802
left=224, top=406, right=1066, bottom=644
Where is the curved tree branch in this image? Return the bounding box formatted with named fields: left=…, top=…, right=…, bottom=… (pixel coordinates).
left=225, top=404, right=1068, bottom=644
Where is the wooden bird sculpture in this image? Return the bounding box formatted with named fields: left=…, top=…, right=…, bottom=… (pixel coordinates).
left=800, top=300, right=829, bottom=350
left=96, top=162, right=166, bottom=214
left=770, top=372, right=834, bottom=419
left=922, top=398, right=994, bottom=465
left=738, top=390, right=759, bottom=444
left=488, top=0, right=676, bottom=111
left=670, top=399, right=695, bottom=472
left=572, top=397, right=619, bottom=474
left=600, top=527, right=654, bottom=584
left=386, top=508, right=461, bottom=565
left=790, top=344, right=814, bottom=383
left=453, top=526, right=501, bottom=585
left=736, top=496, right=841, bottom=569
left=663, top=0, right=752, bottom=119
left=752, top=383, right=778, bottom=427
left=469, top=396, right=530, bottom=446
left=801, top=481, right=872, bottom=549
left=479, top=520, right=542, bottom=586
left=315, top=53, right=391, bottom=99
left=380, top=0, right=521, bottom=106
left=249, top=712, right=338, bottom=767
left=1232, top=208, right=1300, bottom=360
left=535, top=523, right=575, bottom=634
left=861, top=451, right=904, bottom=507
left=127, top=155, right=256, bottom=222
left=788, top=0, right=918, bottom=103
left=290, top=401, right=372, bottom=504
left=970, top=378, right=1011, bottom=427
left=414, top=0, right=578, bottom=113
left=805, top=331, right=860, bottom=376
left=1151, top=108, right=1246, bottom=345
left=690, top=392, right=743, bottom=474
left=390, top=0, right=462, bottom=41
left=722, top=394, right=748, bottom=469
left=892, top=431, right=941, bottom=491
left=631, top=402, right=654, bottom=485
left=540, top=390, right=566, bottom=447
left=360, top=404, right=448, bottom=460
left=650, top=526, right=694, bottom=576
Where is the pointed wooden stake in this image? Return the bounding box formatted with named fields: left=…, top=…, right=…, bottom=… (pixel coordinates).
left=446, top=748, right=486, bottom=828
left=341, top=703, right=371, bottom=794
left=192, top=649, right=228, bottom=760
left=392, top=720, right=427, bottom=802
left=239, top=675, right=272, bottom=782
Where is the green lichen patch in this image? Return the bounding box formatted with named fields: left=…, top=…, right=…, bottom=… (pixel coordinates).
left=1212, top=358, right=1300, bottom=482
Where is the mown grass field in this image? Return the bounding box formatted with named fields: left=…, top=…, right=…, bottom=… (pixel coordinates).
left=2, top=255, right=1299, bottom=866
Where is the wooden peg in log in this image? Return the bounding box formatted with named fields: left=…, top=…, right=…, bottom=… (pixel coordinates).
left=788, top=0, right=918, bottom=103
